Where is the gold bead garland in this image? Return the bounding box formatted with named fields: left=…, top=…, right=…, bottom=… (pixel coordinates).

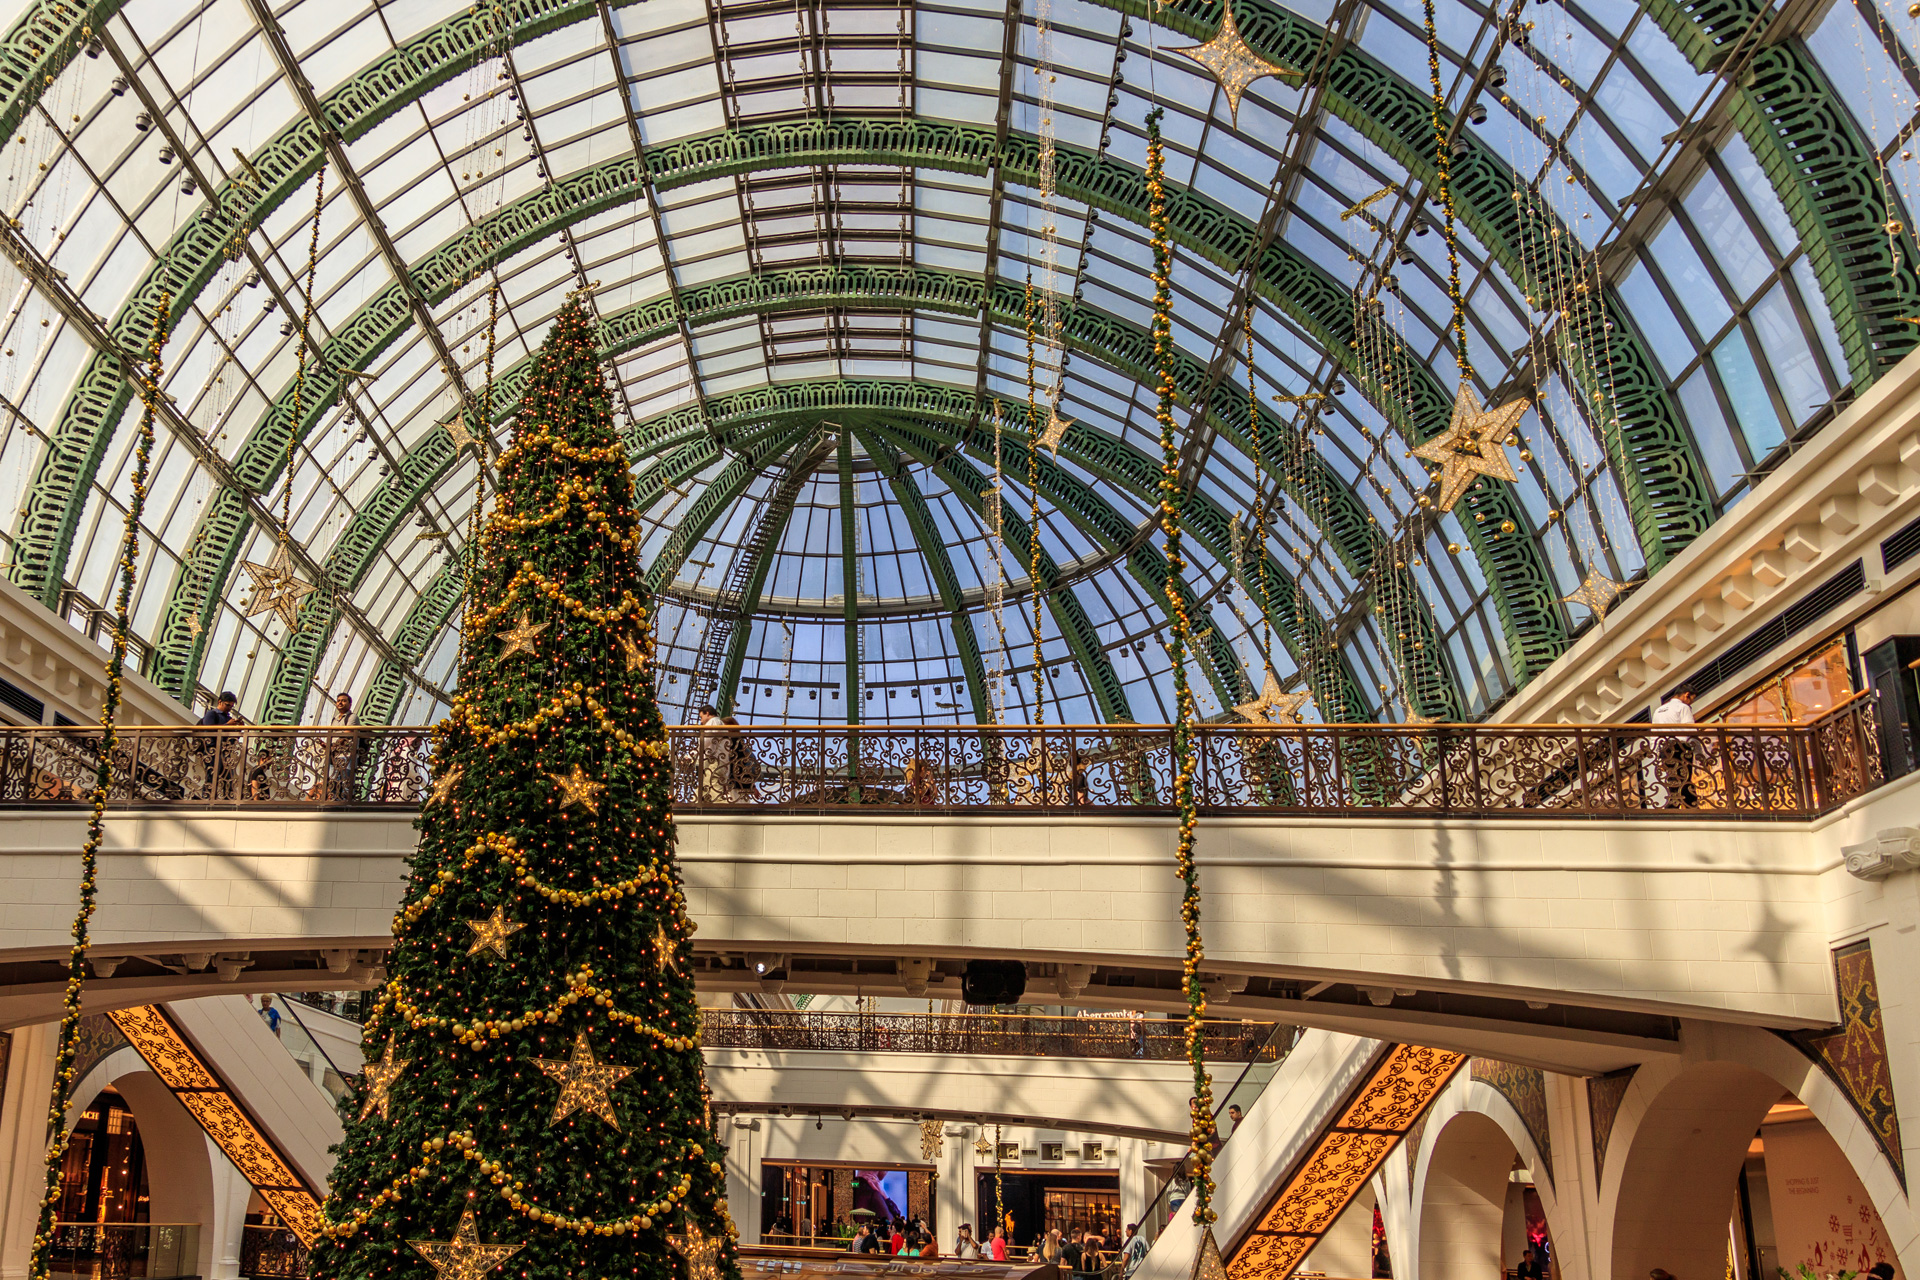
left=1423, top=0, right=1471, bottom=386
left=1147, top=108, right=1217, bottom=1226
left=26, top=287, right=171, bottom=1280
left=1024, top=270, right=1047, bottom=725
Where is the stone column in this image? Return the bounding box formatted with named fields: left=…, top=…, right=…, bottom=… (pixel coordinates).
left=725, top=1116, right=761, bottom=1243
left=0, top=1025, right=56, bottom=1280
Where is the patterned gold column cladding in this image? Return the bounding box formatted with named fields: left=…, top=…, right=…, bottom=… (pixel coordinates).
left=1786, top=940, right=1905, bottom=1189
left=1227, top=1045, right=1465, bottom=1280
left=105, top=1005, right=326, bottom=1243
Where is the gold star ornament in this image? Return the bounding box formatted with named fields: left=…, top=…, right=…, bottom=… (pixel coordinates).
left=1411, top=384, right=1528, bottom=513
left=674, top=1222, right=726, bottom=1280
left=1562, top=570, right=1625, bottom=617
left=411, top=1210, right=523, bottom=1280
left=1037, top=408, right=1072, bottom=459
left=357, top=1041, right=409, bottom=1121
left=1235, top=668, right=1311, bottom=725
left=496, top=611, right=548, bottom=661
left=466, top=907, right=525, bottom=960
left=1171, top=2, right=1299, bottom=123
left=428, top=763, right=463, bottom=807
left=533, top=1032, right=636, bottom=1127
left=549, top=764, right=606, bottom=815
left=239, top=545, right=316, bottom=627
left=619, top=631, right=647, bottom=672
left=653, top=921, right=681, bottom=974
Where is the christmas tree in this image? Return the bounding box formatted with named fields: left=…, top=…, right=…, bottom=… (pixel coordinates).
left=308, top=300, right=737, bottom=1280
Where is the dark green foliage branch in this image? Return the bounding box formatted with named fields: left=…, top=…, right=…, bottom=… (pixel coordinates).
left=308, top=300, right=739, bottom=1280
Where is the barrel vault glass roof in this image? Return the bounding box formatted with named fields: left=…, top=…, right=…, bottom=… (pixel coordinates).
left=0, top=0, right=1908, bottom=726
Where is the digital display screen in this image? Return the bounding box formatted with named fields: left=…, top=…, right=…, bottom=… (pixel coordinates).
left=851, top=1170, right=907, bottom=1224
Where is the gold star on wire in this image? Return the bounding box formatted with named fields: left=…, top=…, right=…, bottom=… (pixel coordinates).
left=186, top=611, right=203, bottom=639
left=619, top=632, right=647, bottom=673
left=532, top=1032, right=635, bottom=1127
left=675, top=1223, right=726, bottom=1280
left=238, top=546, right=315, bottom=628
left=973, top=1136, right=993, bottom=1158
left=549, top=764, right=606, bottom=815
left=465, top=907, right=525, bottom=961
left=428, top=763, right=463, bottom=807
left=1562, top=570, right=1625, bottom=617
left=1235, top=668, right=1311, bottom=725
left=1170, top=2, right=1299, bottom=123
left=495, top=611, right=548, bottom=661
left=1411, top=384, right=1528, bottom=512
left=1037, top=408, right=1072, bottom=458
left=654, top=922, right=681, bottom=974
left=410, top=1210, right=523, bottom=1280
left=357, top=1041, right=409, bottom=1121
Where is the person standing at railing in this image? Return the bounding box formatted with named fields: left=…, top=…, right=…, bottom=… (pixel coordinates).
left=953, top=1224, right=980, bottom=1259
left=723, top=713, right=759, bottom=801
left=1653, top=688, right=1700, bottom=809
left=696, top=706, right=730, bottom=802
left=194, top=692, right=240, bottom=801
left=314, top=691, right=365, bottom=803
left=990, top=1227, right=1007, bottom=1261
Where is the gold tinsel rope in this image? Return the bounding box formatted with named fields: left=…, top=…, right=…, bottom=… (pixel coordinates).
left=1147, top=107, right=1216, bottom=1225
left=26, top=286, right=171, bottom=1280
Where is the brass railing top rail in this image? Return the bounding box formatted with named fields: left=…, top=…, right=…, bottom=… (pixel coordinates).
left=0, top=706, right=1883, bottom=820
left=698, top=1009, right=1283, bottom=1061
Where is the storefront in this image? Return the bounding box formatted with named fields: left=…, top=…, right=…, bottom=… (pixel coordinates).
left=973, top=1170, right=1121, bottom=1252
left=759, top=1160, right=935, bottom=1246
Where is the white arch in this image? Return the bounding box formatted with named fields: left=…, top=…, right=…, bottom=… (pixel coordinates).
left=1599, top=1022, right=1917, bottom=1280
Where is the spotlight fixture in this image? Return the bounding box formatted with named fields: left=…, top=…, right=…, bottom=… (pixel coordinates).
left=86, top=37, right=104, bottom=59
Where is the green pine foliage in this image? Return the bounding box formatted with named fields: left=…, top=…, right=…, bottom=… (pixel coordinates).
left=308, top=300, right=738, bottom=1280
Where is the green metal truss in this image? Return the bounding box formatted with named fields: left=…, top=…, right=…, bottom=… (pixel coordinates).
left=7, top=0, right=645, bottom=608
left=1093, top=0, right=1715, bottom=568
left=0, top=2, right=125, bottom=147
left=251, top=261, right=1425, bottom=720
left=1638, top=0, right=1920, bottom=390
left=851, top=428, right=995, bottom=724
left=837, top=432, right=862, bottom=725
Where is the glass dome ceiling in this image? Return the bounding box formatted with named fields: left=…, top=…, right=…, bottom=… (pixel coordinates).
left=0, top=0, right=1911, bottom=727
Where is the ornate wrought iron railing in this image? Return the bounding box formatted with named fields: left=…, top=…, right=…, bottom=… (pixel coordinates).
left=699, top=1010, right=1284, bottom=1061
left=0, top=700, right=1883, bottom=817
left=48, top=1222, right=200, bottom=1280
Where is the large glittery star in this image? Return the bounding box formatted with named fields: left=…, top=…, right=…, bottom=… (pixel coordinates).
left=495, top=611, right=548, bottom=661
left=619, top=632, right=647, bottom=673
left=1170, top=3, right=1299, bottom=123
left=1037, top=408, right=1072, bottom=459
left=357, top=1041, right=409, bottom=1121
left=239, top=546, right=315, bottom=628
left=674, top=1222, right=726, bottom=1280
left=653, top=921, right=681, bottom=974
left=465, top=907, right=525, bottom=961
left=533, top=1032, right=635, bottom=1127
left=1561, top=570, right=1625, bottom=618
left=1411, top=384, right=1528, bottom=512
left=428, top=763, right=463, bottom=807
left=410, top=1210, right=522, bottom=1280
left=549, top=764, right=606, bottom=815
left=1190, top=1226, right=1229, bottom=1280
left=1235, top=668, right=1311, bottom=725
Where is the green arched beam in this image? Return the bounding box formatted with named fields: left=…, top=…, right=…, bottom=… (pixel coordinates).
left=851, top=428, right=995, bottom=723
left=1107, top=0, right=1713, bottom=567
left=1636, top=0, right=1920, bottom=388
left=0, top=2, right=123, bottom=144
left=255, top=264, right=1421, bottom=720
left=711, top=435, right=836, bottom=717
left=6, top=0, right=646, bottom=606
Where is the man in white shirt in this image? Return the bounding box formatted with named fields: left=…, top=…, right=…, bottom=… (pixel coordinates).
left=1652, top=688, right=1698, bottom=808
left=1122, top=1223, right=1149, bottom=1277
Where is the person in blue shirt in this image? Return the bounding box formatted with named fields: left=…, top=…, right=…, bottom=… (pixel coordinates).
left=258, top=994, right=282, bottom=1038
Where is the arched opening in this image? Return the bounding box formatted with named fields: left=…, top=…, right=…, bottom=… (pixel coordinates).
left=1418, top=1110, right=1551, bottom=1280
left=1611, top=1063, right=1905, bottom=1280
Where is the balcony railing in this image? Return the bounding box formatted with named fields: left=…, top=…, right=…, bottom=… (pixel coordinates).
left=0, top=700, right=1882, bottom=818
left=700, top=1010, right=1284, bottom=1061
left=47, top=1223, right=199, bottom=1280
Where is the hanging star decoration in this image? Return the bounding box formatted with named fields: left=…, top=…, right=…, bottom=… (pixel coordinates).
left=1402, top=704, right=1440, bottom=728
left=1235, top=668, right=1311, bottom=725
left=1411, top=384, right=1528, bottom=512
left=410, top=1209, right=523, bottom=1280
left=674, top=1222, right=726, bottom=1280
left=1037, top=408, right=1072, bottom=459
left=428, top=763, right=463, bottom=807
left=1171, top=2, right=1299, bottom=123
left=653, top=921, right=681, bottom=974
left=549, top=763, right=606, bottom=815
left=1562, top=570, right=1625, bottom=617
left=465, top=907, right=524, bottom=960
left=973, top=1136, right=994, bottom=1158
left=619, top=631, right=647, bottom=672
left=1189, top=1226, right=1230, bottom=1280
left=357, top=1041, right=409, bottom=1121
left=239, top=545, right=315, bottom=627
left=495, top=611, right=548, bottom=661
left=185, top=611, right=203, bottom=639
left=533, top=1031, right=636, bottom=1127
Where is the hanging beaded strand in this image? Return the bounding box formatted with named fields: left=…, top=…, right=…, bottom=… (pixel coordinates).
left=1147, top=107, right=1215, bottom=1227
left=1423, top=0, right=1470, bottom=388
left=25, top=286, right=171, bottom=1280
left=285, top=162, right=327, bottom=541
left=1024, top=270, right=1046, bottom=727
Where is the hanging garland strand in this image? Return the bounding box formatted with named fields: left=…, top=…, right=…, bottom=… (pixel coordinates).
left=1422, top=0, right=1470, bottom=387
left=286, top=163, right=328, bottom=534
left=1024, top=269, right=1046, bottom=726
left=1147, top=107, right=1215, bottom=1225
left=26, top=287, right=172, bottom=1280
left=460, top=276, right=502, bottom=669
